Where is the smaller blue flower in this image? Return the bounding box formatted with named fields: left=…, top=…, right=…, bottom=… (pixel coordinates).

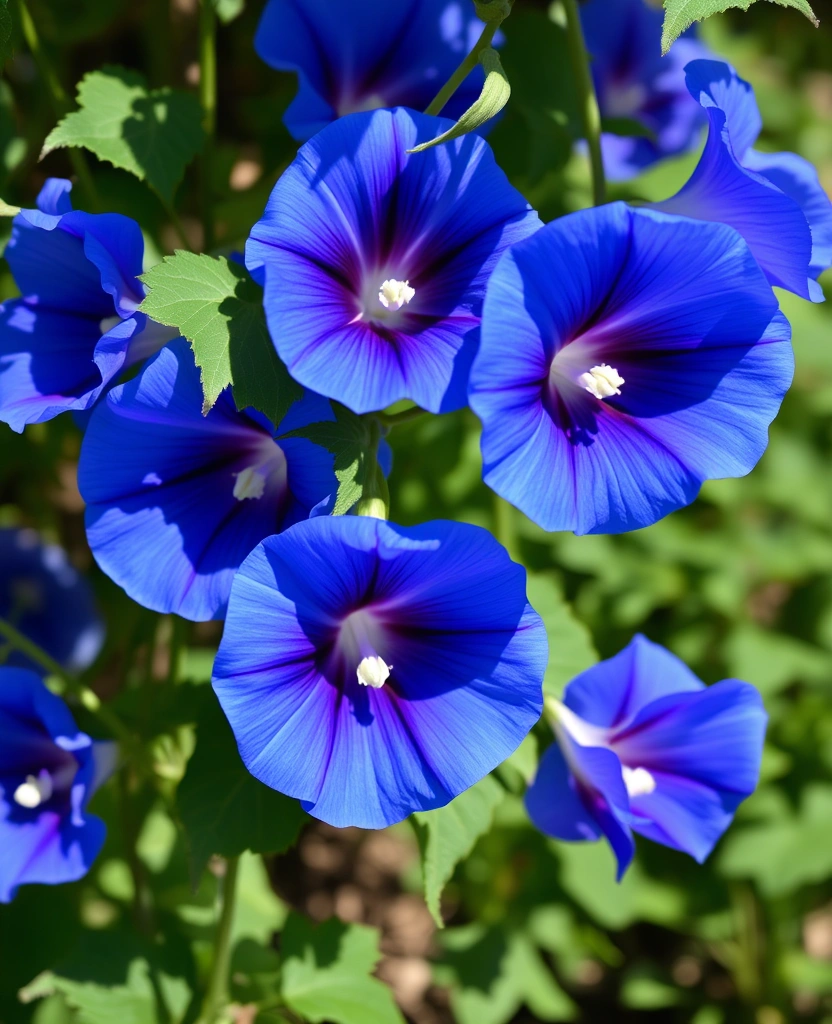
left=213, top=515, right=546, bottom=829
left=654, top=60, right=832, bottom=302
left=256, top=0, right=493, bottom=141
left=0, top=528, right=104, bottom=674
left=0, top=668, right=111, bottom=902
left=469, top=203, right=793, bottom=535
left=525, top=635, right=766, bottom=879
left=78, top=340, right=340, bottom=622
left=247, top=107, right=539, bottom=416
left=581, top=0, right=711, bottom=181
left=0, top=179, right=176, bottom=433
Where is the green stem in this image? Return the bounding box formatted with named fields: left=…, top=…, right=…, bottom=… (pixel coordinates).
left=424, top=19, right=500, bottom=116
left=377, top=406, right=428, bottom=428
left=543, top=695, right=562, bottom=727
left=198, top=857, right=240, bottom=1024
left=561, top=0, right=606, bottom=208
left=14, top=0, right=99, bottom=209
left=198, top=0, right=217, bottom=250
left=0, top=616, right=133, bottom=748
left=356, top=419, right=390, bottom=520
left=161, top=196, right=195, bottom=252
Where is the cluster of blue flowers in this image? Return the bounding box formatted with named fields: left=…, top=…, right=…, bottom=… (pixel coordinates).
left=1, top=0, right=829, bottom=902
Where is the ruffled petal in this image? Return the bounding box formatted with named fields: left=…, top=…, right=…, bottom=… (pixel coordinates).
left=213, top=516, right=546, bottom=829
left=35, top=178, right=73, bottom=217
left=62, top=211, right=145, bottom=318
left=564, top=635, right=703, bottom=730
left=525, top=741, right=602, bottom=842
left=683, top=59, right=761, bottom=160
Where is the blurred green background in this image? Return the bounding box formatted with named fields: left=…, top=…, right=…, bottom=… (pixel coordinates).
left=1, top=1, right=832, bottom=1022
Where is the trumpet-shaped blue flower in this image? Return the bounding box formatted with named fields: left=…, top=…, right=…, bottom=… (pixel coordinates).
left=525, top=635, right=766, bottom=879
left=78, top=340, right=339, bottom=622
left=468, top=203, right=793, bottom=535
left=0, top=669, right=110, bottom=902
left=581, top=0, right=710, bottom=180
left=655, top=61, right=832, bottom=302
left=246, top=107, right=540, bottom=416
left=213, top=515, right=546, bottom=829
left=0, top=529, right=104, bottom=674
left=256, top=0, right=491, bottom=141
left=0, top=179, right=175, bottom=433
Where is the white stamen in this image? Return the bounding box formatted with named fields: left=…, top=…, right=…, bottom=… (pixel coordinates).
left=577, top=364, right=625, bottom=400
left=233, top=465, right=267, bottom=501
left=378, top=279, right=415, bottom=312
left=357, top=655, right=392, bottom=689
left=13, top=770, right=53, bottom=809
left=99, top=315, right=122, bottom=336
left=622, top=766, right=656, bottom=798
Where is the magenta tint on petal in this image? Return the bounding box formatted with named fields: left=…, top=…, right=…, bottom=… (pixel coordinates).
left=470, top=203, right=792, bottom=535
left=79, top=340, right=338, bottom=622
left=247, top=107, right=540, bottom=415
left=213, top=516, right=546, bottom=829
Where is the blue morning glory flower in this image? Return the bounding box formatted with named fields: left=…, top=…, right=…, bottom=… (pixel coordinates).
left=468, top=203, right=793, bottom=536
left=0, top=528, right=104, bottom=674
left=0, top=179, right=176, bottom=433
left=525, top=635, right=766, bottom=879
left=212, top=515, right=546, bottom=829
left=654, top=60, right=832, bottom=302
left=77, top=339, right=339, bottom=622
left=256, top=0, right=491, bottom=141
left=581, top=0, right=711, bottom=181
left=0, top=668, right=110, bottom=902
left=246, top=107, right=540, bottom=416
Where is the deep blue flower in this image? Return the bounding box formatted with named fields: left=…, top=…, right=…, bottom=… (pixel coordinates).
left=0, top=179, right=176, bottom=433
left=525, top=635, right=766, bottom=879
left=246, top=107, right=540, bottom=416
left=581, top=0, right=711, bottom=181
left=468, top=203, right=793, bottom=535
left=256, top=0, right=492, bottom=141
left=654, top=60, right=832, bottom=302
left=77, top=339, right=339, bottom=622
left=0, top=528, right=104, bottom=674
left=0, top=668, right=110, bottom=902
left=212, top=515, right=546, bottom=829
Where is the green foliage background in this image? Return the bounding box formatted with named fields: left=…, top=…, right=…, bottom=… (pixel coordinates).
left=1, top=1, right=832, bottom=1023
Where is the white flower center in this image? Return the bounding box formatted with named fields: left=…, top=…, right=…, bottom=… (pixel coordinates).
left=233, top=465, right=268, bottom=501
left=378, top=279, right=415, bottom=312
left=622, top=766, right=656, bottom=798
left=13, top=770, right=53, bottom=809
left=577, top=364, right=624, bottom=400
left=356, top=655, right=392, bottom=689
left=99, top=315, right=122, bottom=336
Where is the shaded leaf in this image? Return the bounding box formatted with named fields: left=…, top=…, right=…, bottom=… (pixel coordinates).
left=280, top=914, right=405, bottom=1024
left=661, top=0, right=818, bottom=53
left=177, top=692, right=308, bottom=882
left=412, top=775, right=505, bottom=927
left=140, top=251, right=302, bottom=424
left=0, top=1, right=12, bottom=71
left=526, top=574, right=598, bottom=697
left=42, top=67, right=204, bottom=203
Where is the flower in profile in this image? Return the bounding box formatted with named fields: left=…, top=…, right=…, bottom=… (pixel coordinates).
left=654, top=60, right=832, bottom=302
left=256, top=0, right=492, bottom=141
left=212, top=515, right=546, bottom=828
left=78, top=340, right=339, bottom=622
left=0, top=668, right=110, bottom=902
left=0, top=179, right=176, bottom=433
left=468, top=203, right=793, bottom=535
left=525, top=635, right=766, bottom=878
left=0, top=529, right=104, bottom=674
left=246, top=107, right=540, bottom=416
left=581, top=0, right=711, bottom=181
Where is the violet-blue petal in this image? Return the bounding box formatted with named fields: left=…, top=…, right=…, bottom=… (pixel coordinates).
left=525, top=742, right=602, bottom=843
left=683, top=58, right=761, bottom=160
left=0, top=529, right=104, bottom=674
left=61, top=210, right=145, bottom=318
left=564, top=634, right=702, bottom=730
left=78, top=340, right=337, bottom=621
left=470, top=203, right=792, bottom=535
left=247, top=106, right=540, bottom=415
left=213, top=516, right=546, bottom=829
left=256, top=0, right=489, bottom=141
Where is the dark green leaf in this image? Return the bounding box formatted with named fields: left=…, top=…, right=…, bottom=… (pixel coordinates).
left=139, top=251, right=302, bottom=425
left=177, top=693, right=308, bottom=882
left=0, top=1, right=13, bottom=70
left=42, top=67, right=204, bottom=203
left=280, top=914, right=405, bottom=1024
